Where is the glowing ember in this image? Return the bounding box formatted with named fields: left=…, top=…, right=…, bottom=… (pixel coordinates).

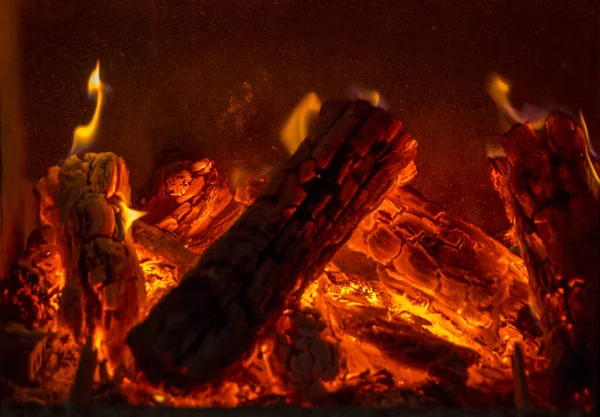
left=71, top=61, right=106, bottom=155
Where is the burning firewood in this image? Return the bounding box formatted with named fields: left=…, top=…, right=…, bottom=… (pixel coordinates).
left=346, top=185, right=537, bottom=361
left=139, top=151, right=267, bottom=256
left=37, top=152, right=146, bottom=367
left=139, top=155, right=233, bottom=245
left=185, top=178, right=270, bottom=255
left=126, top=99, right=418, bottom=388
left=489, top=112, right=600, bottom=408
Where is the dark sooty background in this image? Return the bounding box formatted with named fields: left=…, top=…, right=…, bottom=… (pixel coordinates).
left=21, top=0, right=599, bottom=239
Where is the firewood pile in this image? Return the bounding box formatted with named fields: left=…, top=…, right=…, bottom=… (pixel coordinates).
left=0, top=100, right=597, bottom=411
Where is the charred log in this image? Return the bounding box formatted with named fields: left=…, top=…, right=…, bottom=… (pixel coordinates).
left=347, top=185, right=536, bottom=358
left=126, top=99, right=418, bottom=388
left=37, top=153, right=146, bottom=364
left=489, top=112, right=600, bottom=408
left=140, top=157, right=267, bottom=256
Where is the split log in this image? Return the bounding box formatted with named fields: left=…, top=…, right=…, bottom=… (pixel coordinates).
left=37, top=153, right=146, bottom=364
left=346, top=185, right=536, bottom=356
left=489, top=112, right=600, bottom=408
left=126, top=99, right=418, bottom=388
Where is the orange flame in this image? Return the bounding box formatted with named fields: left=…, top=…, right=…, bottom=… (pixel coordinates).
left=92, top=327, right=114, bottom=380
left=280, top=92, right=322, bottom=154
left=486, top=73, right=546, bottom=131
left=71, top=61, right=106, bottom=155
left=116, top=200, right=147, bottom=233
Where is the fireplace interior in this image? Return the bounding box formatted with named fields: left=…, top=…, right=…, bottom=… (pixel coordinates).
left=0, top=0, right=599, bottom=413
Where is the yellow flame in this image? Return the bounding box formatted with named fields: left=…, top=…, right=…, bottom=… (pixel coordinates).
left=92, top=327, right=114, bottom=380
left=71, top=61, right=105, bottom=155
left=486, top=142, right=507, bottom=158
left=117, top=200, right=147, bottom=233
left=486, top=73, right=545, bottom=131
left=360, top=89, right=381, bottom=107
left=92, top=327, right=103, bottom=352
left=280, top=92, right=322, bottom=154
left=578, top=109, right=600, bottom=186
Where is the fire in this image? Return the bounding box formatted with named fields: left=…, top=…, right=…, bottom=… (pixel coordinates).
left=71, top=61, right=106, bottom=155
left=348, top=86, right=385, bottom=108
left=578, top=110, right=600, bottom=187
left=486, top=73, right=546, bottom=131
left=280, top=92, right=322, bottom=154
left=485, top=142, right=507, bottom=158
left=116, top=199, right=147, bottom=233
left=92, top=327, right=114, bottom=380
left=280, top=89, right=384, bottom=155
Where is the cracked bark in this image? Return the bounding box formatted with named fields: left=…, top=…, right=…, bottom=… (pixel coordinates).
left=347, top=185, right=536, bottom=359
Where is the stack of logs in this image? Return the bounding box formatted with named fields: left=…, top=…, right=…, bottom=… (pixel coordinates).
left=0, top=100, right=597, bottom=409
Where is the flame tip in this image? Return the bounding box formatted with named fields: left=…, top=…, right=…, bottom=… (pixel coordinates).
left=70, top=61, right=107, bottom=156
left=279, top=92, right=323, bottom=154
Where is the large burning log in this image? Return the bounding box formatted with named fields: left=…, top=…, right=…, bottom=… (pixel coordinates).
left=346, top=185, right=536, bottom=357
left=489, top=112, right=600, bottom=408
left=37, top=153, right=146, bottom=364
left=126, top=99, right=418, bottom=388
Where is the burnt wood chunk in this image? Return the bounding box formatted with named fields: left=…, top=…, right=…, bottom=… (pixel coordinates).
left=126, top=99, right=418, bottom=388
left=489, top=112, right=600, bottom=408
left=347, top=185, right=534, bottom=357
